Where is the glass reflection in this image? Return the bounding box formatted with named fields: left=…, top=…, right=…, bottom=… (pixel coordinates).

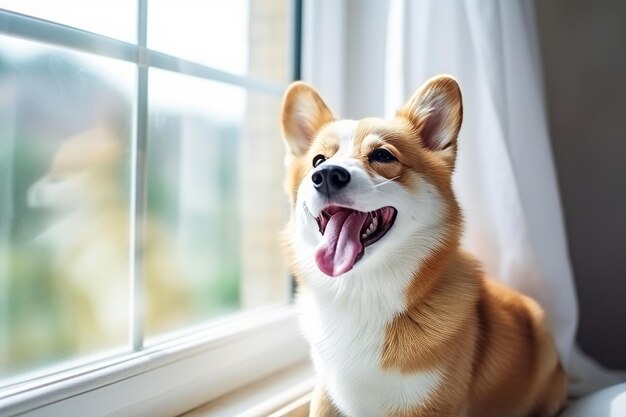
left=0, top=37, right=133, bottom=378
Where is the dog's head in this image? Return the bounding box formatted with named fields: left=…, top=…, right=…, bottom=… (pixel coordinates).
left=281, top=75, right=463, bottom=288
left=28, top=126, right=123, bottom=212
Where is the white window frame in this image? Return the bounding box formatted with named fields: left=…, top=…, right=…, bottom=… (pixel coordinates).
left=0, top=2, right=309, bottom=416
left=0, top=307, right=308, bottom=417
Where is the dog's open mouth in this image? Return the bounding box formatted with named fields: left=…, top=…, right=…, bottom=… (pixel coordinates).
left=314, top=205, right=397, bottom=277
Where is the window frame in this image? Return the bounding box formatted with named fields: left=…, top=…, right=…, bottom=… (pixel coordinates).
left=0, top=1, right=307, bottom=415
left=0, top=307, right=307, bottom=417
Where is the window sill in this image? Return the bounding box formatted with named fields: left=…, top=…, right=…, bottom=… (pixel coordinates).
left=0, top=306, right=308, bottom=417
left=182, top=360, right=314, bottom=417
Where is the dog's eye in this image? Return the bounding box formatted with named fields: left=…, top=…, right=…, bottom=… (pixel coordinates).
left=368, top=148, right=397, bottom=163
left=312, top=154, right=326, bottom=168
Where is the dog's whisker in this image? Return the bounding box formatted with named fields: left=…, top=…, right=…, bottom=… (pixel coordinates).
left=373, top=176, right=400, bottom=188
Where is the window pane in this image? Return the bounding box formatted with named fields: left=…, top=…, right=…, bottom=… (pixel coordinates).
left=146, top=69, right=288, bottom=339
left=0, top=0, right=137, bottom=42
left=0, top=36, right=134, bottom=380
left=148, top=0, right=289, bottom=84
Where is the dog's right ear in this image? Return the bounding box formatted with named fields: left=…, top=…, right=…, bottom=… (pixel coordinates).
left=281, top=82, right=335, bottom=158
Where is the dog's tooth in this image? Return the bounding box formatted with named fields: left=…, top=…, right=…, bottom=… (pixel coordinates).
left=372, top=217, right=378, bottom=227
left=362, top=233, right=367, bottom=238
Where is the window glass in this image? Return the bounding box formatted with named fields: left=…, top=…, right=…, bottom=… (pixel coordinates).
left=148, top=0, right=289, bottom=84
left=0, top=36, right=135, bottom=379
left=0, top=0, right=292, bottom=386
left=145, top=69, right=288, bottom=339
left=0, top=0, right=137, bottom=42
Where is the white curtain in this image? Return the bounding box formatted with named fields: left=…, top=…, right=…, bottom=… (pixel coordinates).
left=302, top=0, right=625, bottom=396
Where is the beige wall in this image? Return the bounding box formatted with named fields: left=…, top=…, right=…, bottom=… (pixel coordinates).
left=536, top=0, right=626, bottom=369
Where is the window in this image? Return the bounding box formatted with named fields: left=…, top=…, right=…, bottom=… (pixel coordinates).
left=0, top=1, right=307, bottom=415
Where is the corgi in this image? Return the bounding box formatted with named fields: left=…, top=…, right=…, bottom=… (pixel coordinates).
left=27, top=125, right=192, bottom=352
left=280, top=76, right=568, bottom=417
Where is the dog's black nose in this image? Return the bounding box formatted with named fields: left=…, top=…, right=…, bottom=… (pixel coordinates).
left=312, top=165, right=351, bottom=194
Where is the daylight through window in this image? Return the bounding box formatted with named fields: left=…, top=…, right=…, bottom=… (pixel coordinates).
left=0, top=0, right=293, bottom=387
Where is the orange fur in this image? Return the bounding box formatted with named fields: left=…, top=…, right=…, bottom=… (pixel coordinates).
left=280, top=76, right=567, bottom=417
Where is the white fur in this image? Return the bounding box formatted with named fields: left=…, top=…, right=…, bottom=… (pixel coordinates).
left=293, top=121, right=448, bottom=416
left=299, top=289, right=444, bottom=417
left=334, top=119, right=358, bottom=159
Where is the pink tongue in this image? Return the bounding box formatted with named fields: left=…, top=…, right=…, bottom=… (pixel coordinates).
left=315, top=210, right=368, bottom=277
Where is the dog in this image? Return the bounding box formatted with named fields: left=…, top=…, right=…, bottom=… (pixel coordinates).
left=27, top=125, right=192, bottom=352
left=280, top=75, right=568, bottom=417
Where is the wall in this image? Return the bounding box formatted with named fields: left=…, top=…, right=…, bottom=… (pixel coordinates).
left=535, top=0, right=626, bottom=369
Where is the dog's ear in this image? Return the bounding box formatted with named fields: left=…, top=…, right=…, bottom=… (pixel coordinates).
left=398, top=75, right=463, bottom=166
left=281, top=81, right=335, bottom=158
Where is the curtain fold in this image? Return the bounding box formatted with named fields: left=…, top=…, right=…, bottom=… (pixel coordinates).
left=303, top=0, right=625, bottom=396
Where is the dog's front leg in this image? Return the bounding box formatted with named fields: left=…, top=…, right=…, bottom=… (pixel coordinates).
left=309, top=384, right=344, bottom=417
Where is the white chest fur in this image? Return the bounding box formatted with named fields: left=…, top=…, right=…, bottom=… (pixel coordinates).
left=299, top=289, right=443, bottom=417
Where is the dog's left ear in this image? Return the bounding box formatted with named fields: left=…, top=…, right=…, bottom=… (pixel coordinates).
left=398, top=75, right=463, bottom=167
